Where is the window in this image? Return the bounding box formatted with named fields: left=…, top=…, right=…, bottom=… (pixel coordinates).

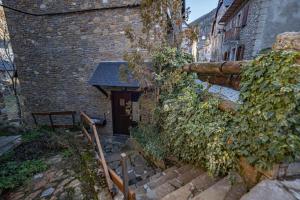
left=236, top=45, right=245, bottom=61
left=242, top=4, right=250, bottom=27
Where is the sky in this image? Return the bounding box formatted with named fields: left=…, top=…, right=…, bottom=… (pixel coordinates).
left=186, top=0, right=219, bottom=23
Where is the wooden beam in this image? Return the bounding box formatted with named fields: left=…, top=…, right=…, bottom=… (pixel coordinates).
left=95, top=86, right=109, bottom=98
left=108, top=167, right=136, bottom=200
left=82, top=126, right=92, bottom=143
left=80, top=111, right=94, bottom=125
left=183, top=61, right=249, bottom=75
left=198, top=74, right=241, bottom=90
left=95, top=153, right=136, bottom=200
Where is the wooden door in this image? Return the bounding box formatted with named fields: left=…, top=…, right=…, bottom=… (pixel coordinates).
left=111, top=91, right=132, bottom=135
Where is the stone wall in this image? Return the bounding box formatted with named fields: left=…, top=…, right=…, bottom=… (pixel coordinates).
left=210, top=1, right=228, bottom=62
left=213, top=0, right=300, bottom=62
left=253, top=0, right=300, bottom=56
left=223, top=0, right=262, bottom=60
left=190, top=9, right=216, bottom=62
left=3, top=0, right=143, bottom=134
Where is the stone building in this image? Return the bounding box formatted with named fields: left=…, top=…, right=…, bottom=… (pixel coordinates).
left=2, top=0, right=145, bottom=135
left=211, top=0, right=300, bottom=61
left=189, top=9, right=216, bottom=62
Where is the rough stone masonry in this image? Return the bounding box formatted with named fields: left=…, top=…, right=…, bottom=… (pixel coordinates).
left=2, top=0, right=143, bottom=134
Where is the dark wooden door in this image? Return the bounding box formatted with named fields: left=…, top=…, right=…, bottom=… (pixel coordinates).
left=111, top=91, right=132, bottom=135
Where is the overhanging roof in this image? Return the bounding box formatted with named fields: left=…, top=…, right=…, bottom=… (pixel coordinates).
left=219, top=0, right=247, bottom=23
left=88, top=62, right=139, bottom=88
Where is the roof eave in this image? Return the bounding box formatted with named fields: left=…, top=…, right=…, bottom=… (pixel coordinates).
left=219, top=0, right=246, bottom=24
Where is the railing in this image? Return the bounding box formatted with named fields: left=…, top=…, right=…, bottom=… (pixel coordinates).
left=32, top=111, right=76, bottom=130
left=80, top=111, right=135, bottom=200
left=224, top=27, right=241, bottom=42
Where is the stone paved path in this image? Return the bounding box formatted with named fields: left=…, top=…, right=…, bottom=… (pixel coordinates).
left=4, top=133, right=111, bottom=200
left=101, top=135, right=160, bottom=184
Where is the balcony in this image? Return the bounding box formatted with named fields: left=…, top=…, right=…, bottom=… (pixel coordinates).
left=224, top=27, right=241, bottom=42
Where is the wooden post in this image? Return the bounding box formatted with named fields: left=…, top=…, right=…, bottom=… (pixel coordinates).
left=72, top=113, right=76, bottom=128
left=32, top=113, right=38, bottom=126
left=121, top=153, right=129, bottom=200
left=49, top=114, right=54, bottom=131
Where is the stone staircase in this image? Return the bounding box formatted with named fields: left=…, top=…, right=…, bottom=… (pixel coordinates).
left=131, top=164, right=247, bottom=200
left=102, top=136, right=300, bottom=200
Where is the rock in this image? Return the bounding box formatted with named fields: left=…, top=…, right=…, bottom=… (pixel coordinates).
left=41, top=187, right=55, bottom=197
left=273, top=32, right=300, bottom=51
left=54, top=177, right=75, bottom=195
left=73, top=186, right=84, bottom=200
left=33, top=173, right=44, bottom=180
left=45, top=170, right=56, bottom=183
left=46, top=155, right=63, bottom=165
left=8, top=191, right=24, bottom=200
left=133, top=154, right=147, bottom=167
left=286, top=162, right=300, bottom=177
left=50, top=196, right=58, bottom=200
left=25, top=190, right=41, bottom=200
left=280, top=179, right=300, bottom=199
left=134, top=166, right=146, bottom=176
left=240, top=180, right=296, bottom=200
left=33, top=179, right=48, bottom=190
left=67, top=179, right=81, bottom=188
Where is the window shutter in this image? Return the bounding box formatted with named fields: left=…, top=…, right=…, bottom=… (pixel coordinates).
left=242, top=4, right=250, bottom=27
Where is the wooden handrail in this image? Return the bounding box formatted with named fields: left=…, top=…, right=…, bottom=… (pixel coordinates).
left=80, top=111, right=94, bottom=125
left=80, top=111, right=136, bottom=200
left=91, top=123, right=113, bottom=191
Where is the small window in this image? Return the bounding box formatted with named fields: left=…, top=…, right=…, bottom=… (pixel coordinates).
left=242, top=4, right=250, bottom=27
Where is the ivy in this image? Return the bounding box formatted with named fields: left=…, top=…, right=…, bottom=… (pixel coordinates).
left=233, top=51, right=300, bottom=170
left=132, top=49, right=300, bottom=176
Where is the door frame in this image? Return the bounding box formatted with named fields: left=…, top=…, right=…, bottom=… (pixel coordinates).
left=111, top=91, right=132, bottom=135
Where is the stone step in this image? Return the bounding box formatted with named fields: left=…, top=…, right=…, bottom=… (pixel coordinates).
left=134, top=165, right=186, bottom=200
left=143, top=166, right=177, bottom=184
left=162, top=172, right=219, bottom=200
left=191, top=173, right=246, bottom=200
left=240, top=179, right=300, bottom=200
left=151, top=167, right=204, bottom=199
left=146, top=165, right=193, bottom=190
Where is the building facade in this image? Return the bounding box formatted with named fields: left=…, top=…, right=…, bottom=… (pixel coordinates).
left=190, top=9, right=216, bottom=62
left=2, top=0, right=144, bottom=135
left=211, top=0, right=300, bottom=61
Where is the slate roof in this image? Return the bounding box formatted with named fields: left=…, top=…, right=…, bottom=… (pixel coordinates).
left=88, top=62, right=139, bottom=88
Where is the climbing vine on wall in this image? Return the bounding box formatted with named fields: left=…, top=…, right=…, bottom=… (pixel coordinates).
left=232, top=51, right=300, bottom=170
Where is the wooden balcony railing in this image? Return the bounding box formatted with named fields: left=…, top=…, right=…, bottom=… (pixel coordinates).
left=224, top=27, right=241, bottom=42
